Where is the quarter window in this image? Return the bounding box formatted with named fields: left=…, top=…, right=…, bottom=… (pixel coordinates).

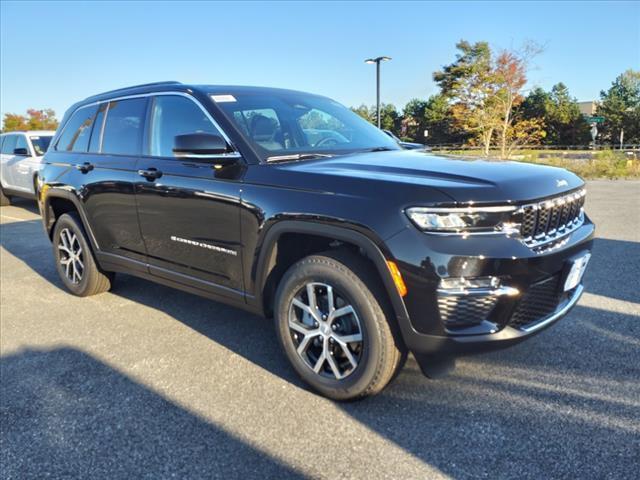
left=102, top=98, right=147, bottom=156
left=56, top=105, right=98, bottom=152
left=149, top=95, right=219, bottom=157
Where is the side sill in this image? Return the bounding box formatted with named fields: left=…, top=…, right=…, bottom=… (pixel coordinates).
left=96, top=252, right=261, bottom=316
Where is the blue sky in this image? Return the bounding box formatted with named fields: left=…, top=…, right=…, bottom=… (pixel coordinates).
left=1, top=1, right=638, bottom=123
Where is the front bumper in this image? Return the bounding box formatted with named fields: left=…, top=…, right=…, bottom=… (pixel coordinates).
left=402, top=284, right=584, bottom=356
left=386, top=216, right=595, bottom=357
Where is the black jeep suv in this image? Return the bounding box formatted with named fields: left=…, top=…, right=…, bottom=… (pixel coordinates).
left=37, top=81, right=594, bottom=400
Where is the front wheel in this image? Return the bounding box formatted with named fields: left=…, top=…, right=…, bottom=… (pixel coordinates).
left=274, top=251, right=405, bottom=400
left=52, top=213, right=114, bottom=296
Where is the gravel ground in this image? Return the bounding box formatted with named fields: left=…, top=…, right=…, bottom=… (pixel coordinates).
left=1, top=180, right=639, bottom=479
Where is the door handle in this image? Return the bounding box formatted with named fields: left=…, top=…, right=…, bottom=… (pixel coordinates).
left=138, top=167, right=162, bottom=180
left=75, top=162, right=94, bottom=173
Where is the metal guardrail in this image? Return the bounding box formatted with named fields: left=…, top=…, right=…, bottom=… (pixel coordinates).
left=428, top=144, right=640, bottom=151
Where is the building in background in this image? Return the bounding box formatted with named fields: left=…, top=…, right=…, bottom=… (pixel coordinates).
left=578, top=101, right=599, bottom=116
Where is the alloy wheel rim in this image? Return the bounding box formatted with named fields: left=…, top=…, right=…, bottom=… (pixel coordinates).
left=288, top=282, right=363, bottom=380
left=58, top=228, right=84, bottom=284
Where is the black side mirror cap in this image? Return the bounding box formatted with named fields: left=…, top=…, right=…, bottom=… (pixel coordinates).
left=13, top=147, right=29, bottom=156
left=173, top=133, right=230, bottom=157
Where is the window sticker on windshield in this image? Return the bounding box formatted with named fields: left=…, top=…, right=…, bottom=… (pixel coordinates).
left=211, top=94, right=237, bottom=103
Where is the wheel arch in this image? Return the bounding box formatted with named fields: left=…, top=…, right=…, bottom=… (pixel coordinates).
left=253, top=221, right=410, bottom=324
left=42, top=189, right=100, bottom=252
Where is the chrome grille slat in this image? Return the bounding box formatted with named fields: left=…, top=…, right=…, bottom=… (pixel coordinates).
left=519, top=189, right=586, bottom=250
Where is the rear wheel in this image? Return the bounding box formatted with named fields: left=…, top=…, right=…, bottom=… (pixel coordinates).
left=274, top=250, right=405, bottom=400
left=52, top=213, right=114, bottom=296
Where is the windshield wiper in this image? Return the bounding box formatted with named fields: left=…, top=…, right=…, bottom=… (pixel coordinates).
left=364, top=146, right=396, bottom=152
left=266, top=153, right=334, bottom=163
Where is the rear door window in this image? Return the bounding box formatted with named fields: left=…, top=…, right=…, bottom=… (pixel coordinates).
left=1, top=135, right=17, bottom=155
left=56, top=105, right=99, bottom=152
left=101, top=98, right=147, bottom=156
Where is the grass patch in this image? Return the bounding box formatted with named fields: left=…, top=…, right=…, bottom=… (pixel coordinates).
left=433, top=149, right=640, bottom=179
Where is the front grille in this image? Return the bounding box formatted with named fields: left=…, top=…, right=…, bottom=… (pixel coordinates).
left=438, top=295, right=498, bottom=327
left=519, top=189, right=586, bottom=247
left=510, top=274, right=563, bottom=329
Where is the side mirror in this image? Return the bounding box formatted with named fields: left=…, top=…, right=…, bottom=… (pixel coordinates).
left=173, top=133, right=229, bottom=157
left=14, top=147, right=29, bottom=156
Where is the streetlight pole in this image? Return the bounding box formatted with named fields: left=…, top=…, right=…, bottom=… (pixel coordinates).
left=365, top=56, right=391, bottom=128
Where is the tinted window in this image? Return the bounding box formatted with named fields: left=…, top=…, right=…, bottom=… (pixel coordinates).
left=29, top=135, right=53, bottom=156
left=215, top=92, right=398, bottom=160
left=149, top=95, right=218, bottom=157
left=232, top=108, right=283, bottom=151
left=56, top=105, right=98, bottom=152
left=15, top=135, right=28, bottom=153
left=1, top=135, right=17, bottom=155
left=102, top=98, right=147, bottom=155
left=89, top=103, right=107, bottom=153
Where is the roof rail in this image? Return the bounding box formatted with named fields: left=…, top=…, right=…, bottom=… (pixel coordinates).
left=84, top=81, right=182, bottom=101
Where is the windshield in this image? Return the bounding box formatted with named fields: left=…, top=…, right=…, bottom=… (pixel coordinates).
left=29, top=135, right=53, bottom=156
left=212, top=91, right=399, bottom=161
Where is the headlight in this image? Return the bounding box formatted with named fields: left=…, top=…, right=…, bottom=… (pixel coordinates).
left=406, top=206, right=520, bottom=233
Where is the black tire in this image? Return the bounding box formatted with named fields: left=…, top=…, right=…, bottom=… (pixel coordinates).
left=274, top=250, right=406, bottom=401
left=52, top=212, right=114, bottom=296
left=0, top=185, right=11, bottom=206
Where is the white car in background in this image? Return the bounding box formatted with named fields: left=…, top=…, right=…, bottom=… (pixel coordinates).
left=0, top=130, right=55, bottom=205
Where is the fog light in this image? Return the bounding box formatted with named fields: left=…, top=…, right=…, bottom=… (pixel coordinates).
left=438, top=276, right=519, bottom=297
left=439, top=276, right=500, bottom=290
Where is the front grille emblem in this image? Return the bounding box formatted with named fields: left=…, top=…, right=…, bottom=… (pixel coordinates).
left=556, top=179, right=569, bottom=187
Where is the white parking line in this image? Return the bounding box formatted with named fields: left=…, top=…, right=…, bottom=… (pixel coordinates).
left=1, top=214, right=27, bottom=222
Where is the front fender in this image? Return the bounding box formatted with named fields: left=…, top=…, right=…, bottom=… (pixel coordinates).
left=250, top=219, right=411, bottom=326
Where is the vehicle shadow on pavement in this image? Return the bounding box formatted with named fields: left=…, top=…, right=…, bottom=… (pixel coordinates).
left=0, top=219, right=70, bottom=294
left=2, top=213, right=639, bottom=479
left=2, top=197, right=40, bottom=215
left=0, top=347, right=305, bottom=479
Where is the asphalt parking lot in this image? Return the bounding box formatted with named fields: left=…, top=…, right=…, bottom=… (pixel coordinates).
left=1, top=180, right=639, bottom=479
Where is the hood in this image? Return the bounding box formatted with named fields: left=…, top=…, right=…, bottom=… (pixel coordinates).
left=279, top=150, right=584, bottom=204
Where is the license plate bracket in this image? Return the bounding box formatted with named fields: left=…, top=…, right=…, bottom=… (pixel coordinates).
left=563, top=252, right=591, bottom=292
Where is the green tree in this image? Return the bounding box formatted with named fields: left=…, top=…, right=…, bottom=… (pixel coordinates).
left=521, top=87, right=550, bottom=120
left=351, top=104, right=374, bottom=123
left=598, top=70, right=640, bottom=145
left=401, top=98, right=429, bottom=141
left=433, top=40, right=499, bottom=155
left=547, top=83, right=590, bottom=145
left=402, top=94, right=464, bottom=144
left=1, top=113, right=28, bottom=132
left=2, top=108, right=58, bottom=132
left=378, top=103, right=401, bottom=133
left=521, top=84, right=590, bottom=145
left=350, top=103, right=401, bottom=135
left=434, top=40, right=543, bottom=157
